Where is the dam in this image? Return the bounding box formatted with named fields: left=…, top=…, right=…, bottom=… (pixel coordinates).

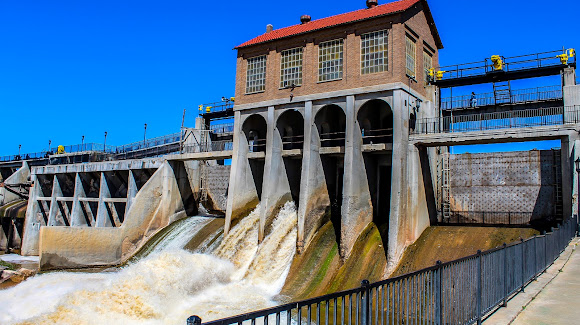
left=0, top=0, right=579, bottom=324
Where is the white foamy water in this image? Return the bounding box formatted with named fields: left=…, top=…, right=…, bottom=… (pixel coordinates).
left=147, top=217, right=212, bottom=254
left=0, top=202, right=298, bottom=325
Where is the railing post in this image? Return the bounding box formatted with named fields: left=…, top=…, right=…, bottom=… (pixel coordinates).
left=477, top=250, right=482, bottom=325
left=520, top=238, right=525, bottom=293
left=187, top=315, right=202, bottom=325
left=533, top=235, right=538, bottom=278
left=435, top=260, right=443, bottom=325
left=361, top=280, right=370, bottom=325
left=502, top=243, right=508, bottom=307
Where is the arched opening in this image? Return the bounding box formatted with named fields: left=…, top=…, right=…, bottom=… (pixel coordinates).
left=314, top=105, right=346, bottom=245
left=358, top=99, right=393, bottom=241
left=242, top=114, right=267, bottom=199
left=277, top=110, right=304, bottom=150
left=242, top=114, right=267, bottom=153
left=277, top=110, right=304, bottom=206
left=315, top=105, right=346, bottom=148
left=357, top=99, right=393, bottom=145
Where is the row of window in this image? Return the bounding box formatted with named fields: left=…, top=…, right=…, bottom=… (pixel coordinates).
left=246, top=30, right=434, bottom=94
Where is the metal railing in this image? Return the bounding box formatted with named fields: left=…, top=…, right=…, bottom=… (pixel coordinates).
left=210, top=123, right=234, bottom=134
left=440, top=211, right=538, bottom=225
left=192, top=215, right=578, bottom=325
left=182, top=140, right=233, bottom=154
left=200, top=100, right=234, bottom=115
left=361, top=128, right=393, bottom=145
left=412, top=106, right=580, bottom=135
left=441, top=85, right=562, bottom=110
left=320, top=131, right=346, bottom=147
left=436, top=50, right=575, bottom=81
left=114, top=132, right=182, bottom=154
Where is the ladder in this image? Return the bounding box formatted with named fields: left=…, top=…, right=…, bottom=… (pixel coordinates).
left=553, top=150, right=563, bottom=221
left=441, top=152, right=451, bottom=221
left=493, top=81, right=512, bottom=105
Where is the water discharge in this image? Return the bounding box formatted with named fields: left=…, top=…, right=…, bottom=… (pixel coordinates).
left=0, top=202, right=298, bottom=325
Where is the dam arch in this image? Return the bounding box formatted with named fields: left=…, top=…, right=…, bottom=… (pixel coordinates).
left=242, top=113, right=267, bottom=200
left=357, top=99, right=393, bottom=234
left=276, top=109, right=304, bottom=206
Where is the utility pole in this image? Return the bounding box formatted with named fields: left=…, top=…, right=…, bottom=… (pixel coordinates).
left=104, top=132, right=108, bottom=152
left=144, top=123, right=147, bottom=146
left=81, top=135, right=85, bottom=151
left=18, top=144, right=21, bottom=157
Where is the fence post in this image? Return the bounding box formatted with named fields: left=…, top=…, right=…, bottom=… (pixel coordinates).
left=542, top=231, right=547, bottom=271
left=502, top=243, right=508, bottom=307
left=520, top=238, right=525, bottom=293
left=187, top=315, right=202, bottom=325
left=477, top=250, right=482, bottom=325
left=361, top=280, right=370, bottom=325
left=435, top=260, right=443, bottom=325
left=533, top=235, right=538, bottom=279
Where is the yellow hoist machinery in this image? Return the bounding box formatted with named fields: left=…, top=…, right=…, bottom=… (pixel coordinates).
left=199, top=105, right=212, bottom=113
left=429, top=68, right=448, bottom=81
left=556, top=48, right=576, bottom=65
left=491, top=55, right=503, bottom=71
left=57, top=145, right=65, bottom=154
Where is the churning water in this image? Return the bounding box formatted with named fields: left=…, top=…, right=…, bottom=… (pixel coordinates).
left=0, top=202, right=298, bottom=325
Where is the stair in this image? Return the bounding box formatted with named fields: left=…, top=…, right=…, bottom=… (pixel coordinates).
left=441, top=152, right=451, bottom=221
left=553, top=150, right=563, bottom=221
left=493, top=81, right=512, bottom=105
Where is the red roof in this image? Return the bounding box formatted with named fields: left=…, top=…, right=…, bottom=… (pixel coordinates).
left=235, top=0, right=423, bottom=49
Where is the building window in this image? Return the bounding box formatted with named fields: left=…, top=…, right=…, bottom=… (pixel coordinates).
left=361, top=30, right=388, bottom=74
left=280, top=47, right=303, bottom=88
left=405, top=35, right=416, bottom=77
left=318, top=39, right=344, bottom=82
left=246, top=55, right=267, bottom=94
left=423, top=50, right=433, bottom=84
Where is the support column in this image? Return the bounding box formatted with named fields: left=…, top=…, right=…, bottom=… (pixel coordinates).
left=96, top=172, right=112, bottom=227
left=387, top=90, right=411, bottom=270
left=125, top=170, right=138, bottom=214
left=225, top=111, right=260, bottom=234
left=562, top=134, right=580, bottom=218
left=259, top=106, right=292, bottom=241
left=297, top=101, right=330, bottom=252
left=341, top=95, right=373, bottom=258
left=71, top=173, right=86, bottom=226
left=21, top=174, right=43, bottom=255
left=47, top=175, right=64, bottom=226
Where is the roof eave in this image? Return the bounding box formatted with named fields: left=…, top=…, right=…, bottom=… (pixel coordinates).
left=420, top=0, right=443, bottom=49
left=234, top=8, right=409, bottom=50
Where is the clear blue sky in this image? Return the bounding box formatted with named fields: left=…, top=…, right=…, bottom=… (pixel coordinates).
left=0, top=0, right=578, bottom=156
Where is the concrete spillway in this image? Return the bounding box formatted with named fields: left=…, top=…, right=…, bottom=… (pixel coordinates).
left=0, top=202, right=297, bottom=324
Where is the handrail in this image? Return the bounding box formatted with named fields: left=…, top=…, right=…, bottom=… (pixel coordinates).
left=441, top=85, right=562, bottom=110
left=196, top=215, right=578, bottom=325
left=412, top=105, right=580, bottom=135
left=435, top=49, right=575, bottom=81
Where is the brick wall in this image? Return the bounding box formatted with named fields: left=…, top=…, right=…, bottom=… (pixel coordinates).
left=234, top=1, right=439, bottom=106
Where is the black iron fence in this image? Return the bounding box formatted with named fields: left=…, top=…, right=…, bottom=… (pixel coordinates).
left=412, top=106, right=580, bottom=135
left=441, top=85, right=562, bottom=110
left=191, top=215, right=578, bottom=325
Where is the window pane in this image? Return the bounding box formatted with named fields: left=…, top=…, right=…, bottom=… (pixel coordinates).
left=361, top=30, right=388, bottom=74
left=318, top=39, right=344, bottom=82
left=246, top=55, right=267, bottom=94
left=280, top=48, right=303, bottom=88
left=423, top=50, right=433, bottom=84
left=406, top=35, right=416, bottom=77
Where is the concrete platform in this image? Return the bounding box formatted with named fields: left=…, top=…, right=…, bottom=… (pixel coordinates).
left=485, top=237, right=580, bottom=324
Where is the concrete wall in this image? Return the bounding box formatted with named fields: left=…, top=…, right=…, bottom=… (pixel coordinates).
left=0, top=161, right=30, bottom=207
left=448, top=150, right=561, bottom=219
left=37, top=161, right=192, bottom=269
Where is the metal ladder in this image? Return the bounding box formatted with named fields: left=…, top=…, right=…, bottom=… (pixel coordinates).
left=441, top=152, right=451, bottom=221
left=553, top=150, right=563, bottom=221
left=198, top=130, right=210, bottom=202
left=493, top=81, right=512, bottom=105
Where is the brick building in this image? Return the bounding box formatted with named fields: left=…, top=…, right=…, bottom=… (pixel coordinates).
left=226, top=0, right=443, bottom=267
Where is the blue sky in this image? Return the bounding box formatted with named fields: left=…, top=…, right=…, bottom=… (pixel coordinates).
left=0, top=0, right=578, bottom=156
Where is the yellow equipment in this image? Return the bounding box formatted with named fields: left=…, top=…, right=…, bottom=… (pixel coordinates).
left=206, top=106, right=212, bottom=113
left=436, top=70, right=447, bottom=80
left=198, top=105, right=203, bottom=111
left=230, top=97, right=235, bottom=102
left=57, top=145, right=65, bottom=154
left=557, top=48, right=576, bottom=65
left=491, top=55, right=503, bottom=71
